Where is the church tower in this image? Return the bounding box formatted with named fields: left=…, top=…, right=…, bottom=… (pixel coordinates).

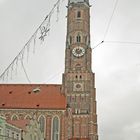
left=62, top=0, right=98, bottom=140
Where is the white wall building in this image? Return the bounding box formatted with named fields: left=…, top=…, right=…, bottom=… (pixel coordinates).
left=0, top=116, right=22, bottom=140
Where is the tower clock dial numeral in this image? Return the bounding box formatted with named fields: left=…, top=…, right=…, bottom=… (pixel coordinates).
left=72, top=47, right=85, bottom=57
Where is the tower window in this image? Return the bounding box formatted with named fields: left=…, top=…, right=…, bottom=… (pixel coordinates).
left=85, top=36, right=88, bottom=44
left=77, top=11, right=81, bottom=18
left=69, top=36, right=72, bottom=44
left=76, top=35, right=81, bottom=43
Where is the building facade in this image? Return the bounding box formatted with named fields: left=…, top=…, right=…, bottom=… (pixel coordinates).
left=0, top=116, right=22, bottom=140
left=0, top=0, right=98, bottom=140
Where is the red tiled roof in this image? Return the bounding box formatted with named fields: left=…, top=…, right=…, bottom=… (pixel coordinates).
left=7, top=119, right=30, bottom=131
left=0, top=84, right=66, bottom=109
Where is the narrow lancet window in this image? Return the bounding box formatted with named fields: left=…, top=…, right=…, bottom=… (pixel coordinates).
left=69, top=36, right=72, bottom=44
left=76, top=35, right=81, bottom=43
left=77, top=11, right=81, bottom=18
left=39, top=116, right=45, bottom=134
left=52, top=117, right=60, bottom=140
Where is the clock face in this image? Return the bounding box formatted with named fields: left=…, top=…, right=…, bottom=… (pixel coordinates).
left=72, top=47, right=85, bottom=57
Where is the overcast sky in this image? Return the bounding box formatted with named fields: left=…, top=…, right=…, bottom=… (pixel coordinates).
left=0, top=0, right=140, bottom=140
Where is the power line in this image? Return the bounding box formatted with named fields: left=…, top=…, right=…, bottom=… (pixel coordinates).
left=21, top=60, right=31, bottom=83
left=46, top=67, right=64, bottom=83
left=92, top=41, right=104, bottom=50
left=105, top=41, right=140, bottom=45
left=91, top=40, right=140, bottom=50
left=103, top=0, right=119, bottom=40
left=0, top=0, right=63, bottom=82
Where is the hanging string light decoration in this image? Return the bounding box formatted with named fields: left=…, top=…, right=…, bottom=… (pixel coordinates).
left=0, top=0, right=63, bottom=83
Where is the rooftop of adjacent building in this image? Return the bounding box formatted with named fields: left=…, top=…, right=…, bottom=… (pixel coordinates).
left=0, top=84, right=66, bottom=110
left=7, top=119, right=30, bottom=131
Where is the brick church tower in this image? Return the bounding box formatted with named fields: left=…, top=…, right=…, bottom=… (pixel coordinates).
left=62, top=0, right=98, bottom=139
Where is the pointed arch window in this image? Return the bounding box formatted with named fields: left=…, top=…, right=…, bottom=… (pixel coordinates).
left=52, top=116, right=60, bottom=140
left=38, top=116, right=45, bottom=134
left=11, top=114, right=19, bottom=120
left=24, top=115, right=31, bottom=120
left=76, top=35, right=81, bottom=43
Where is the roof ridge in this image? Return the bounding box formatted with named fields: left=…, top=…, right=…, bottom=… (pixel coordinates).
left=0, top=84, right=62, bottom=86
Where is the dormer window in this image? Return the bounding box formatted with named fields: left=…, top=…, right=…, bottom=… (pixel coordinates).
left=33, top=87, right=40, bottom=93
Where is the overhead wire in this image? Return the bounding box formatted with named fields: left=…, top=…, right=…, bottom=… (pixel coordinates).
left=103, top=0, right=119, bottom=40
left=0, top=0, right=62, bottom=82
left=46, top=67, right=64, bottom=83
left=21, top=60, right=31, bottom=83
left=92, top=0, right=140, bottom=49
left=91, top=40, right=140, bottom=50
left=92, top=41, right=104, bottom=50
left=104, top=41, right=140, bottom=45
left=92, top=0, right=119, bottom=50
